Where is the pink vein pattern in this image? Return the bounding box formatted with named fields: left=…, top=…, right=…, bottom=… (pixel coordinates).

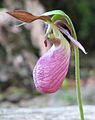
left=33, top=44, right=70, bottom=93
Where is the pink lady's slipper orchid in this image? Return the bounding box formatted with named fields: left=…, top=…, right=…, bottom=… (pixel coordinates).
left=7, top=10, right=87, bottom=93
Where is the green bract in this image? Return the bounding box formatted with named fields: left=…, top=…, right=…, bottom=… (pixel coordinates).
left=42, top=10, right=76, bottom=38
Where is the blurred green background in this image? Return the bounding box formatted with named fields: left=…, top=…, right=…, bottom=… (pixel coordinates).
left=0, top=0, right=95, bottom=108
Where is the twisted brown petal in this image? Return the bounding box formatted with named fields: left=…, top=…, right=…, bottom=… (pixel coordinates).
left=7, top=10, right=50, bottom=23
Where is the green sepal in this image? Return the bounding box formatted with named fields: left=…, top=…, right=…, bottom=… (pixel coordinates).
left=51, top=15, right=63, bottom=22
left=42, top=10, right=77, bottom=38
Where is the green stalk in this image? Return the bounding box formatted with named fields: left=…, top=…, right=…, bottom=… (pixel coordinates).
left=74, top=46, right=84, bottom=120
left=69, top=21, right=84, bottom=120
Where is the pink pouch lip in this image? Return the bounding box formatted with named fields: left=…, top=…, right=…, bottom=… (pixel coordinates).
left=33, top=45, right=70, bottom=93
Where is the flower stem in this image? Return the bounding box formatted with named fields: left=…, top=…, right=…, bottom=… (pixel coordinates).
left=74, top=46, right=84, bottom=120
left=70, top=20, right=84, bottom=119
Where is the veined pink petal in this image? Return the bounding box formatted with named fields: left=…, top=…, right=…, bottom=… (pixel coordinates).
left=59, top=26, right=87, bottom=54
left=33, top=44, right=70, bottom=93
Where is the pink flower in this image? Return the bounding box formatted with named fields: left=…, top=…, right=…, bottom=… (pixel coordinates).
left=7, top=10, right=87, bottom=93
left=33, top=21, right=87, bottom=93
